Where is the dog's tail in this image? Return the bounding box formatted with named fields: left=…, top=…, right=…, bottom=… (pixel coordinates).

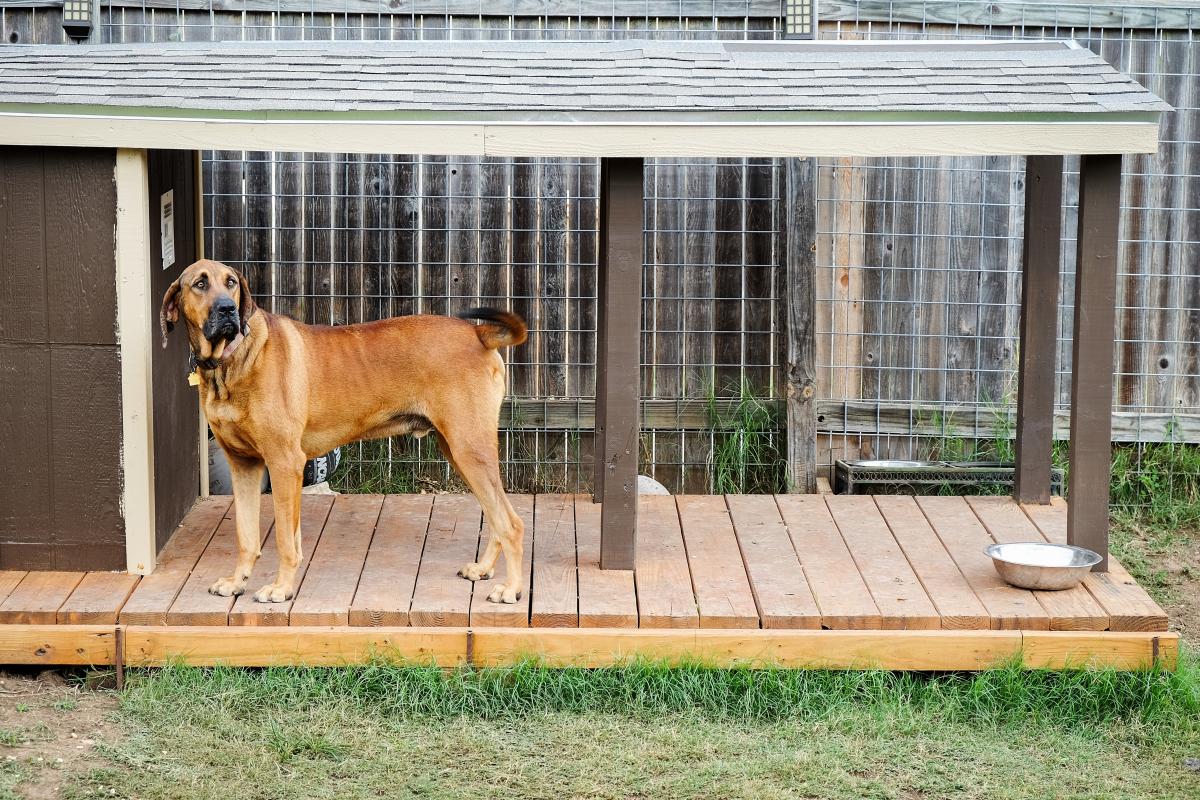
left=456, top=307, right=529, bottom=349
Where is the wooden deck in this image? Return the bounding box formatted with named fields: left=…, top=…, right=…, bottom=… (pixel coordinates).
left=0, top=493, right=1175, bottom=670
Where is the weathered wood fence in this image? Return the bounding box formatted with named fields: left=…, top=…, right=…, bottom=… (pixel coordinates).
left=3, top=0, right=1197, bottom=493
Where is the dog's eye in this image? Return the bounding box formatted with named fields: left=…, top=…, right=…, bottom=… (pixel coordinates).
left=194, top=278, right=207, bottom=290
left=226, top=277, right=237, bottom=290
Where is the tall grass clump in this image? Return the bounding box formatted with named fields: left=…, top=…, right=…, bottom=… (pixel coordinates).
left=122, top=652, right=1200, bottom=728
left=1110, top=439, right=1200, bottom=527
left=706, top=378, right=787, bottom=494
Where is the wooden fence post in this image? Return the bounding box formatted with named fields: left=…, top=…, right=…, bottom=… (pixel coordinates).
left=597, top=157, right=644, bottom=571
left=1068, top=153, right=1122, bottom=571
left=785, top=158, right=817, bottom=493
left=1014, top=155, right=1064, bottom=504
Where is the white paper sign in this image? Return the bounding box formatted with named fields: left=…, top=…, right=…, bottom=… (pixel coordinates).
left=160, top=189, right=175, bottom=269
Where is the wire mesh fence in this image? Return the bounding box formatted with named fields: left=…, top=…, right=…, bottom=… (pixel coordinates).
left=2, top=1, right=1197, bottom=511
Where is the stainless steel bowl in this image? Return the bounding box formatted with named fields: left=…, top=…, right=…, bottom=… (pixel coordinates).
left=984, top=542, right=1102, bottom=591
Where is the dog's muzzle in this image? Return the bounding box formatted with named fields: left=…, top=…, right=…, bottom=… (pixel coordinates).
left=203, top=296, right=241, bottom=344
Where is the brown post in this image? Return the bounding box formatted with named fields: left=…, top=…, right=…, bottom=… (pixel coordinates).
left=785, top=158, right=817, bottom=493
left=592, top=160, right=610, bottom=504
left=1014, top=155, right=1064, bottom=504
left=596, top=157, right=643, bottom=570
left=1068, top=153, right=1122, bottom=571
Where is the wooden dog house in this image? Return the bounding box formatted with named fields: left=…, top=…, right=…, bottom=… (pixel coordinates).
left=0, top=39, right=1179, bottom=670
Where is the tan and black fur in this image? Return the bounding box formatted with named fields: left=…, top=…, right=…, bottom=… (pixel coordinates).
left=160, top=258, right=527, bottom=604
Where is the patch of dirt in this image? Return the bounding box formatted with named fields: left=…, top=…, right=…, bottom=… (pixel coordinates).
left=1122, top=525, right=1200, bottom=640
left=0, top=669, right=121, bottom=800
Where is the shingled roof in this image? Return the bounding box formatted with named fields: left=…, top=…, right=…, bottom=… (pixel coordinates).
left=0, top=39, right=1168, bottom=156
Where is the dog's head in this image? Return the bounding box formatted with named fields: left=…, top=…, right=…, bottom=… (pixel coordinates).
left=160, top=259, right=257, bottom=364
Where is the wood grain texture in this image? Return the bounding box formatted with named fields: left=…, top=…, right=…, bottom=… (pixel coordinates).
left=229, top=495, right=335, bottom=626
left=775, top=494, right=881, bottom=629
left=872, top=495, right=989, bottom=629
left=574, top=495, right=638, bottom=628
left=0, top=625, right=119, bottom=666
left=635, top=495, right=699, bottom=629
left=289, top=495, right=381, bottom=626
left=470, top=494, right=535, bottom=627
left=1021, top=631, right=1178, bottom=671
left=408, top=494, right=482, bottom=627
left=826, top=495, right=940, bottom=629
left=124, top=626, right=468, bottom=667
left=785, top=158, right=818, bottom=493
left=725, top=494, right=820, bottom=629
left=1022, top=499, right=1167, bottom=631
left=56, top=573, right=140, bottom=625
left=966, top=496, right=1109, bottom=631
left=916, top=496, right=1050, bottom=630
left=120, top=496, right=231, bottom=625
left=531, top=494, right=578, bottom=628
left=165, top=497, right=275, bottom=626
left=675, top=495, right=759, bottom=629
left=0, top=571, right=84, bottom=624
left=349, top=494, right=433, bottom=627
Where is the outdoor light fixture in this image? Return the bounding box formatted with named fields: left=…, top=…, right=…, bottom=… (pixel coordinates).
left=784, top=0, right=817, bottom=39
left=61, top=0, right=93, bottom=40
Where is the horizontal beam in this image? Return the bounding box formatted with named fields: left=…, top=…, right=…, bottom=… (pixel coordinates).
left=5, top=0, right=784, bottom=16
left=0, top=625, right=1179, bottom=671
left=498, top=398, right=1200, bottom=445
left=821, top=0, right=1200, bottom=32
left=0, top=115, right=1161, bottom=158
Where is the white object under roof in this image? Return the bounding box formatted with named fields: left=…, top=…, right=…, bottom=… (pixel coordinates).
left=0, top=39, right=1168, bottom=157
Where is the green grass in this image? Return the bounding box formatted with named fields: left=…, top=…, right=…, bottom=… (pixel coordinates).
left=707, top=378, right=787, bottom=494
left=62, top=656, right=1200, bottom=800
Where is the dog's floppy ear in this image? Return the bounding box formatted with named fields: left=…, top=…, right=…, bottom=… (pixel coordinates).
left=160, top=278, right=181, bottom=348
left=236, top=268, right=257, bottom=335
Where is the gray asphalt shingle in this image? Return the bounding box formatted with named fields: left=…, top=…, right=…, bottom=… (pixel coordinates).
left=0, top=39, right=1169, bottom=116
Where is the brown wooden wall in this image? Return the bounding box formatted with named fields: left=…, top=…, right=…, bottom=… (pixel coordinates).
left=0, top=147, right=125, bottom=570
left=149, top=150, right=201, bottom=552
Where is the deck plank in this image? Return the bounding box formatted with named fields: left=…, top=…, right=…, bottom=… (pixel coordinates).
left=0, top=572, right=27, bottom=606
left=57, top=573, right=141, bottom=624
left=229, top=495, right=336, bottom=626
left=826, top=495, right=940, bottom=630
left=967, top=496, right=1109, bottom=631
left=166, top=497, right=276, bottom=626
left=725, top=495, right=820, bottom=629
left=408, top=494, right=482, bottom=627
left=531, top=494, right=579, bottom=628
left=289, top=495, right=382, bottom=626
left=348, top=494, right=433, bottom=627
left=1022, top=498, right=1167, bottom=631
left=120, top=495, right=232, bottom=625
left=873, top=496, right=990, bottom=629
left=471, top=494, right=535, bottom=627
left=636, top=495, right=699, bottom=629
left=775, top=494, right=881, bottom=629
left=575, top=495, right=638, bottom=628
left=916, top=496, right=1050, bottom=630
left=676, top=495, right=759, bottom=628
left=0, top=572, right=86, bottom=624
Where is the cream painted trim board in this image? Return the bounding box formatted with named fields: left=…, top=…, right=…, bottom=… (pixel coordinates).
left=0, top=115, right=1162, bottom=156
left=115, top=148, right=157, bottom=575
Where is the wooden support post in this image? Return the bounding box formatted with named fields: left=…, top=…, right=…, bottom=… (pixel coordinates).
left=1014, top=155, right=1064, bottom=504
left=1068, top=154, right=1122, bottom=572
left=785, top=158, right=818, bottom=493
left=596, top=157, right=643, bottom=571
left=115, top=148, right=157, bottom=575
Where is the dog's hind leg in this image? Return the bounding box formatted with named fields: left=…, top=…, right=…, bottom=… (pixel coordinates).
left=255, top=452, right=306, bottom=603
left=209, top=454, right=264, bottom=597
left=439, top=430, right=525, bottom=604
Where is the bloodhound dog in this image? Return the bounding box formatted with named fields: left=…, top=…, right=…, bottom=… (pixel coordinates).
left=160, top=258, right=527, bottom=605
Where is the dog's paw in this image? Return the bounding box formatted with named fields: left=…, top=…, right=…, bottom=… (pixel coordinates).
left=486, top=583, right=521, bottom=604
left=252, top=583, right=293, bottom=604
left=458, top=562, right=494, bottom=582
left=208, top=576, right=245, bottom=597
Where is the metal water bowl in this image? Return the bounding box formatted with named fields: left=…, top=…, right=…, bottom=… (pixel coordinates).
left=984, top=542, right=1102, bottom=590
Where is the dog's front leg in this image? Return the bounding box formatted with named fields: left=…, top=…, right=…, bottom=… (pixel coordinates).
left=254, top=454, right=305, bottom=603
left=209, top=454, right=264, bottom=597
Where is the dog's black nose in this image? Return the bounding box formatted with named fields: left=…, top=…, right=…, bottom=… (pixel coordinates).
left=212, top=296, right=237, bottom=316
